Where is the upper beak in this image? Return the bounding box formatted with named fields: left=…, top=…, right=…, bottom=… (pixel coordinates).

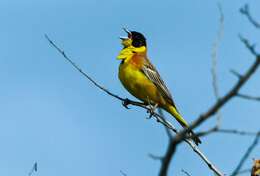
left=123, top=27, right=131, bottom=36
left=119, top=27, right=131, bottom=40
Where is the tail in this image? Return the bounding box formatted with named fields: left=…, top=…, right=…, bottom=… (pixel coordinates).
left=166, top=105, right=201, bottom=145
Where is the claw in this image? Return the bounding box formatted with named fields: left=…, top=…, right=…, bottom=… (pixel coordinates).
left=122, top=98, right=131, bottom=109
left=146, top=109, right=153, bottom=119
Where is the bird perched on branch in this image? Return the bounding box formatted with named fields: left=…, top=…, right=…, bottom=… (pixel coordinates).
left=117, top=28, right=201, bottom=145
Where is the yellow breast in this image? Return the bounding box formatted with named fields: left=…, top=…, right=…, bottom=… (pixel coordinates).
left=118, top=60, right=165, bottom=105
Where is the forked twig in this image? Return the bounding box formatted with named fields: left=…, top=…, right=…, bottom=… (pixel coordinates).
left=240, top=4, right=260, bottom=29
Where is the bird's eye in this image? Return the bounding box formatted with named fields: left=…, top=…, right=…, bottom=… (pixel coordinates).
left=132, top=51, right=136, bottom=53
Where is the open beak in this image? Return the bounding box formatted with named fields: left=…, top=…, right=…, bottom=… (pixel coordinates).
left=119, top=28, right=132, bottom=47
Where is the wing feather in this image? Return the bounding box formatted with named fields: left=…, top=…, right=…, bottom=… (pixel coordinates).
left=141, top=59, right=178, bottom=109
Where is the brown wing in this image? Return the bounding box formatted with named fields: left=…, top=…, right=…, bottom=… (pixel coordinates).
left=141, top=58, right=178, bottom=109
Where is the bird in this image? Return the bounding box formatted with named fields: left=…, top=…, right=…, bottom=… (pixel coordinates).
left=117, top=28, right=201, bottom=145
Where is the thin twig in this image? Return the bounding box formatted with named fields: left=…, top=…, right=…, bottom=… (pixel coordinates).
left=237, top=93, right=260, bottom=102
left=229, top=168, right=251, bottom=176
left=240, top=4, right=260, bottom=29
left=181, top=169, right=192, bottom=176
left=238, top=35, right=259, bottom=56
left=120, top=170, right=127, bottom=176
left=230, top=132, right=260, bottom=176
left=45, top=35, right=224, bottom=176
left=230, top=69, right=243, bottom=79
left=196, top=126, right=219, bottom=137
left=184, top=138, right=222, bottom=176
left=214, top=129, right=259, bottom=136
left=211, top=2, right=224, bottom=127
left=28, top=162, right=37, bottom=176
left=148, top=153, right=163, bottom=161
left=197, top=126, right=260, bottom=137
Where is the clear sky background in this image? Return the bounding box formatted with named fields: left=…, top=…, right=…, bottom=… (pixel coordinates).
left=1, top=0, right=260, bottom=175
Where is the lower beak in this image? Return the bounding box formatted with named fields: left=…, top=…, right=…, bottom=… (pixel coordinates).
left=119, top=36, right=128, bottom=40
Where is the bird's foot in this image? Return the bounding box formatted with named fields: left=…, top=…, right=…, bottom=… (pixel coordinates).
left=122, top=98, right=131, bottom=109
left=146, top=103, right=158, bottom=119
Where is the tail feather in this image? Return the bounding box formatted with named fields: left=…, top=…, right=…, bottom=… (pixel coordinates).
left=166, top=105, right=201, bottom=145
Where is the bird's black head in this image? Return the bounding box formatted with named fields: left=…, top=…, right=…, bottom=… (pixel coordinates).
left=130, top=31, right=147, bottom=47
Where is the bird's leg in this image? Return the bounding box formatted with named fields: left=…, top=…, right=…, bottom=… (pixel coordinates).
left=146, top=97, right=158, bottom=119
left=147, top=103, right=158, bottom=119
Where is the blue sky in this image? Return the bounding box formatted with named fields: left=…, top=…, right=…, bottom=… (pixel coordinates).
left=0, top=0, right=260, bottom=175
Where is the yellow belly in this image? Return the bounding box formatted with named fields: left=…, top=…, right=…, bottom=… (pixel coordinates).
left=119, top=62, right=165, bottom=105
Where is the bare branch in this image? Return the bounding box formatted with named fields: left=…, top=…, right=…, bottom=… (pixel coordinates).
left=158, top=108, right=173, bottom=140
left=181, top=169, right=192, bottom=176
left=158, top=135, right=223, bottom=176
left=183, top=139, right=222, bottom=176
left=159, top=140, right=177, bottom=176
left=237, top=93, right=260, bottom=102
left=172, top=37, right=260, bottom=146
left=230, top=132, right=260, bottom=176
left=240, top=4, right=260, bottom=29
left=159, top=28, right=260, bottom=176
left=45, top=35, right=224, bottom=176
left=159, top=7, right=260, bottom=175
